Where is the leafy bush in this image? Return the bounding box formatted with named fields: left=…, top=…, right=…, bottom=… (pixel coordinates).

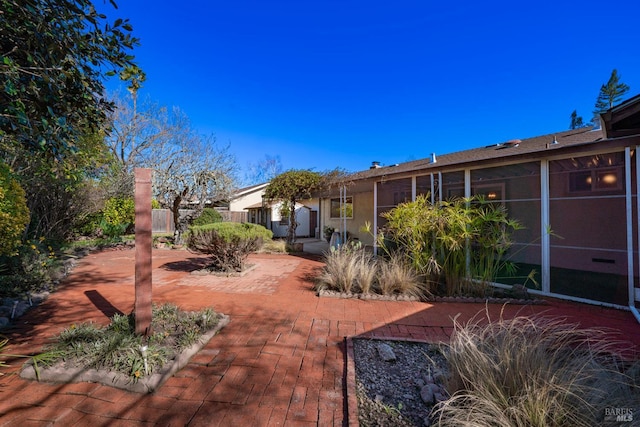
left=187, top=222, right=273, bottom=272
left=0, top=239, right=61, bottom=296
left=102, top=197, right=135, bottom=236
left=435, top=315, right=640, bottom=427
left=191, top=208, right=223, bottom=226
left=380, top=195, right=522, bottom=296
left=0, top=163, right=30, bottom=256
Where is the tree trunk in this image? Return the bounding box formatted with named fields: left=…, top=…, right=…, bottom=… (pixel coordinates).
left=287, top=198, right=297, bottom=245
left=171, top=196, right=182, bottom=244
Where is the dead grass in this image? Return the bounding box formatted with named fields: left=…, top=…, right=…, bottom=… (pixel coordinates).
left=377, top=253, right=425, bottom=297
left=316, top=247, right=427, bottom=298
left=434, top=312, right=640, bottom=427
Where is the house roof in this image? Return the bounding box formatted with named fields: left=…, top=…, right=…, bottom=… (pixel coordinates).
left=602, top=93, right=640, bottom=138
left=231, top=182, right=269, bottom=199
left=347, top=127, right=606, bottom=183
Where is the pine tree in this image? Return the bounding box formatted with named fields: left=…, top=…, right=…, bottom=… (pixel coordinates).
left=594, top=69, right=630, bottom=114
left=570, top=110, right=584, bottom=129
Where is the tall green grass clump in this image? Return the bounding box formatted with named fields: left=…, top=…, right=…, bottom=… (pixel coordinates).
left=435, top=314, right=640, bottom=427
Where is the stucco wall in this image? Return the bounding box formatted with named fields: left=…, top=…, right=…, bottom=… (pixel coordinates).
left=320, top=191, right=374, bottom=246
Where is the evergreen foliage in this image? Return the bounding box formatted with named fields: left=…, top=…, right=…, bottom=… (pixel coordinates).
left=593, top=69, right=630, bottom=115
left=569, top=110, right=584, bottom=129
left=191, top=208, right=223, bottom=226
left=0, top=0, right=139, bottom=159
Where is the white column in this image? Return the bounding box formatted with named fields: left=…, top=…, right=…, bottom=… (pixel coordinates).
left=411, top=176, right=417, bottom=201
left=373, top=181, right=378, bottom=255
left=540, top=160, right=550, bottom=294
left=625, top=147, right=634, bottom=305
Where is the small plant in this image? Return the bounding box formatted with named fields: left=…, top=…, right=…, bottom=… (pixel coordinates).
left=323, top=226, right=335, bottom=242
left=316, top=246, right=363, bottom=294
left=381, top=401, right=404, bottom=416
left=260, top=239, right=287, bottom=253
left=0, top=335, right=62, bottom=380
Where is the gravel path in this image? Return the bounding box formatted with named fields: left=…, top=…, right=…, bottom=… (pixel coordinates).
left=353, top=338, right=449, bottom=427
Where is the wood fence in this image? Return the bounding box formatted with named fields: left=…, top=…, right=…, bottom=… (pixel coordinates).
left=152, top=209, right=248, bottom=233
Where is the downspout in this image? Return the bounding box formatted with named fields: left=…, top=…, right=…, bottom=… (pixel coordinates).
left=630, top=147, right=640, bottom=323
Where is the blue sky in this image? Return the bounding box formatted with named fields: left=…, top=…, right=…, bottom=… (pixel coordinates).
left=107, top=1, right=640, bottom=178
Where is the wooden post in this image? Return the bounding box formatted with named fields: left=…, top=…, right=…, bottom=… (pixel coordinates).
left=134, top=168, right=152, bottom=336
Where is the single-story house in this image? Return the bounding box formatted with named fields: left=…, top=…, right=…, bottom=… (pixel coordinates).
left=229, top=182, right=319, bottom=238
left=318, top=94, right=640, bottom=320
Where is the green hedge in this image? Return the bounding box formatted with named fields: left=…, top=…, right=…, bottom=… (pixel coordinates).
left=190, top=222, right=273, bottom=242
left=191, top=208, right=223, bottom=226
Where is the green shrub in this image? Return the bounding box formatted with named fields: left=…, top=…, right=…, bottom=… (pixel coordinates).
left=0, top=163, right=30, bottom=256
left=0, top=239, right=61, bottom=296
left=102, top=197, right=134, bottom=236
left=380, top=195, right=522, bottom=296
left=191, top=208, right=223, bottom=226
left=188, top=222, right=273, bottom=272
left=435, top=315, right=640, bottom=427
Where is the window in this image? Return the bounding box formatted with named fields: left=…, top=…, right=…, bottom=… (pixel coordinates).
left=330, top=197, right=353, bottom=218
left=569, top=168, right=622, bottom=192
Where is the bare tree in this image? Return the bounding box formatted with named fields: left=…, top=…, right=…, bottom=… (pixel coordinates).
left=103, top=92, right=174, bottom=196
left=104, top=92, right=238, bottom=242
left=244, top=154, right=283, bottom=185
left=150, top=129, right=237, bottom=244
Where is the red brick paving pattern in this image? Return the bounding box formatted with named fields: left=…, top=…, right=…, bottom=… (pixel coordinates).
left=1, top=247, right=639, bottom=426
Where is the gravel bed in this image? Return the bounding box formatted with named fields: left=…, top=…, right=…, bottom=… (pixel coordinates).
left=353, top=338, right=449, bottom=426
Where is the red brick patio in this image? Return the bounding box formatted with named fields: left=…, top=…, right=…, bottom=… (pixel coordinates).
left=1, top=248, right=638, bottom=426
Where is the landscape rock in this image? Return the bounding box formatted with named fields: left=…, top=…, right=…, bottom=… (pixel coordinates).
left=420, top=383, right=440, bottom=404
left=377, top=343, right=397, bottom=362
left=420, top=385, right=434, bottom=404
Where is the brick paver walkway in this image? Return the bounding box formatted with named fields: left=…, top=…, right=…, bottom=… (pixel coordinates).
left=1, top=248, right=639, bottom=426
